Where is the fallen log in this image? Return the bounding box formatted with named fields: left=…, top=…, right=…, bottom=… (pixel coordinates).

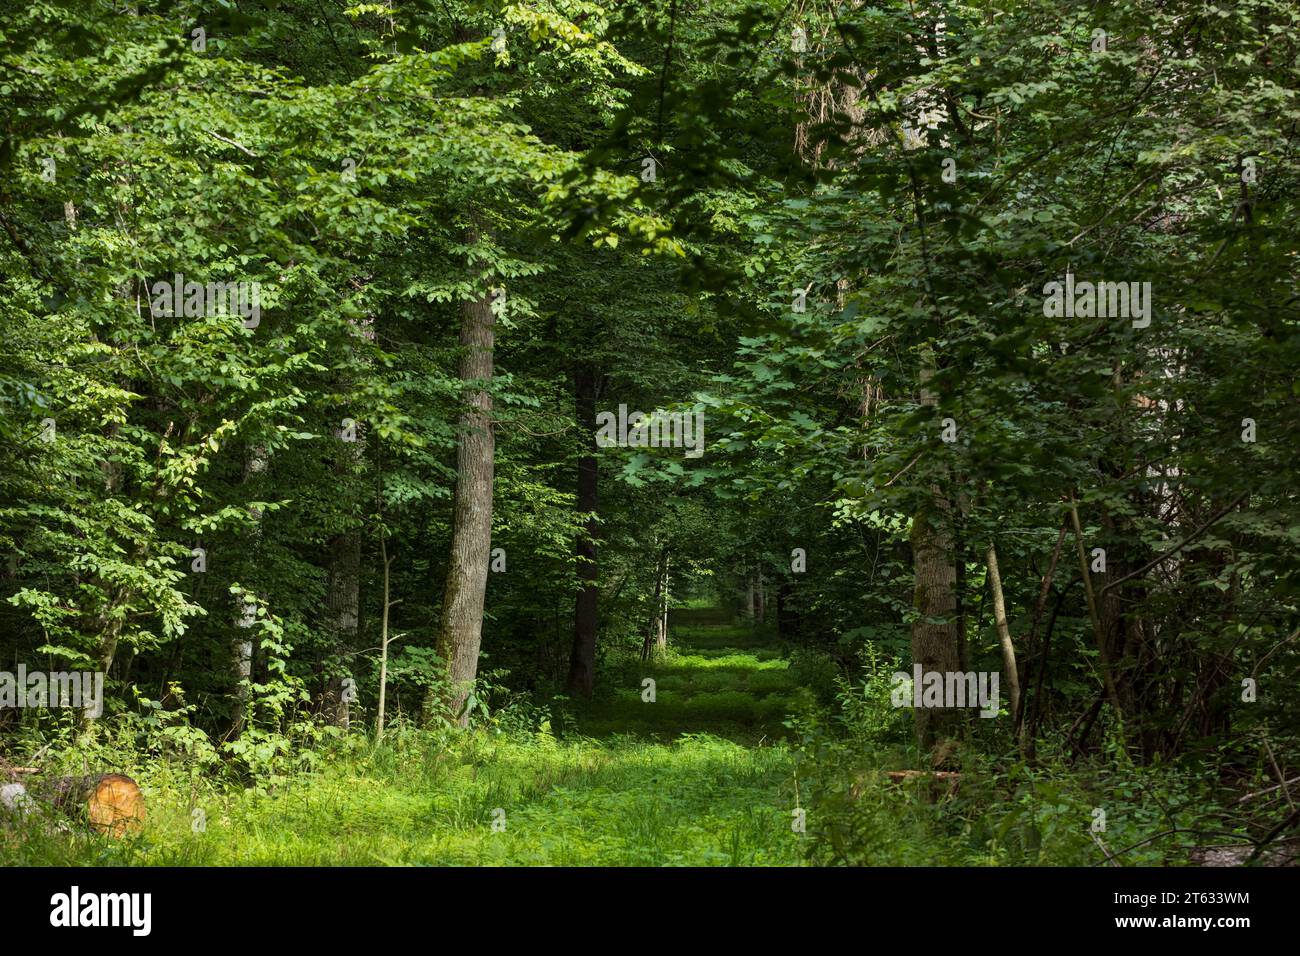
left=850, top=769, right=963, bottom=802
left=1189, top=842, right=1300, bottom=867
left=884, top=770, right=962, bottom=783
left=26, top=774, right=146, bottom=837
left=884, top=770, right=962, bottom=801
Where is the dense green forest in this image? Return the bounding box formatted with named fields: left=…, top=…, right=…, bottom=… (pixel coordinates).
left=0, top=0, right=1297, bottom=867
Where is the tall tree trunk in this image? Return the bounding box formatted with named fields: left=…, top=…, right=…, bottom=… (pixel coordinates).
left=911, top=502, right=962, bottom=754
left=955, top=533, right=968, bottom=673
left=776, top=581, right=794, bottom=638
left=910, top=363, right=961, bottom=757
left=985, top=541, right=1021, bottom=743
left=1021, top=525, right=1068, bottom=747
left=323, top=529, right=361, bottom=729
left=755, top=565, right=765, bottom=624
left=566, top=363, right=599, bottom=697
left=322, top=312, right=373, bottom=728
left=1069, top=498, right=1122, bottom=718
left=434, top=241, right=496, bottom=727
left=376, top=535, right=398, bottom=743
left=642, top=547, right=666, bottom=661
left=229, top=624, right=253, bottom=739
left=230, top=444, right=268, bottom=739
left=657, top=552, right=670, bottom=654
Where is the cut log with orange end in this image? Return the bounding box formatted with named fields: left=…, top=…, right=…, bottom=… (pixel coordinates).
left=88, top=775, right=146, bottom=837
left=31, top=773, right=146, bottom=837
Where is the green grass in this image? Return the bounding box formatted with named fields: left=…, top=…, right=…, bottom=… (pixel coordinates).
left=571, top=620, right=807, bottom=742
left=5, top=614, right=810, bottom=866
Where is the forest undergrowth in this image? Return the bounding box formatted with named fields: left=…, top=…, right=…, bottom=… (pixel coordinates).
left=4, top=610, right=1264, bottom=867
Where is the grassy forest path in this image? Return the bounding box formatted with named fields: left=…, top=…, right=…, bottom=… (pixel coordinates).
left=123, top=608, right=809, bottom=866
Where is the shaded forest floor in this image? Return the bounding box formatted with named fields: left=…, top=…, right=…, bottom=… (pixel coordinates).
left=14, top=610, right=810, bottom=865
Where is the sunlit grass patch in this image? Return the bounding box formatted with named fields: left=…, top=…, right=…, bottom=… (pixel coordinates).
left=52, top=731, right=804, bottom=866
left=6, top=614, right=808, bottom=866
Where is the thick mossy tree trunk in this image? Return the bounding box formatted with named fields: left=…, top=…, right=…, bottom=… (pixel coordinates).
left=910, top=364, right=961, bottom=759
left=434, top=259, right=496, bottom=727
left=910, top=500, right=962, bottom=756
left=566, top=363, right=599, bottom=697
